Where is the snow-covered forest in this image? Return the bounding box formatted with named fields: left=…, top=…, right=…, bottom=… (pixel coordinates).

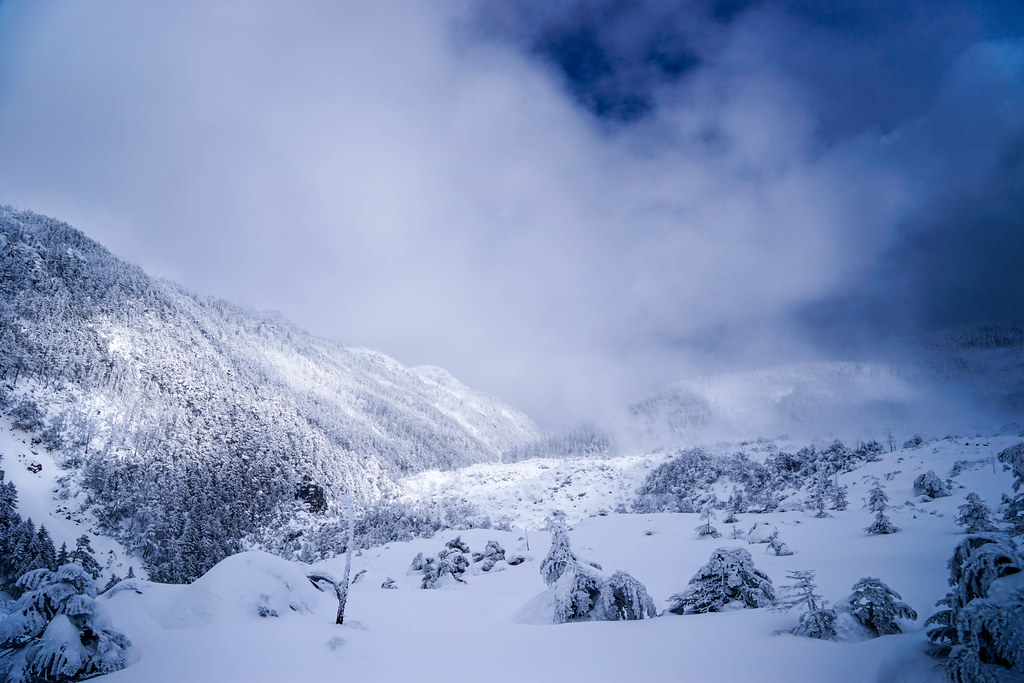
left=1, top=210, right=1023, bottom=683
left=0, top=206, right=539, bottom=582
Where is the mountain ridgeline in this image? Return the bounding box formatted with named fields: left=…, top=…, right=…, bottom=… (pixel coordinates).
left=0, top=206, right=539, bottom=580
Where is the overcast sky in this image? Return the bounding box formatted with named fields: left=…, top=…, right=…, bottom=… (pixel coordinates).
left=0, top=0, right=1021, bottom=426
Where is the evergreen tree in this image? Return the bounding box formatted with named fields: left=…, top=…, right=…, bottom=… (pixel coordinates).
left=778, top=570, right=836, bottom=639
left=831, top=484, right=849, bottom=511
left=926, top=534, right=1024, bottom=681
left=669, top=547, right=776, bottom=614
left=71, top=534, right=102, bottom=580
left=865, top=480, right=898, bottom=535
left=998, top=442, right=1024, bottom=535
left=843, top=577, right=917, bottom=636
left=540, top=521, right=578, bottom=586
left=956, top=493, right=998, bottom=534
left=0, top=564, right=133, bottom=681
left=807, top=462, right=832, bottom=518
left=695, top=498, right=720, bottom=538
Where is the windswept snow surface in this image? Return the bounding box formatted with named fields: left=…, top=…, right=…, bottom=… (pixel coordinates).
left=83, top=433, right=1019, bottom=682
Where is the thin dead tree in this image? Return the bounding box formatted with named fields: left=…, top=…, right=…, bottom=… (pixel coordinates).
left=308, top=494, right=356, bottom=625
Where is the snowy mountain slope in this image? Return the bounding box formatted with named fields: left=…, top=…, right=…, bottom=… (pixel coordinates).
left=91, top=433, right=1019, bottom=682
left=0, top=205, right=538, bottom=580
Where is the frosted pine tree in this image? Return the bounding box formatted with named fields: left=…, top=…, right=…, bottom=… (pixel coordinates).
left=540, top=521, right=578, bottom=586
left=0, top=564, right=133, bottom=682
left=807, top=463, right=832, bottom=518
left=778, top=570, right=836, bottom=639
left=927, top=533, right=1024, bottom=680
left=669, top=547, right=776, bottom=614
left=956, top=493, right=998, bottom=534
left=832, top=485, right=849, bottom=511
left=998, top=442, right=1024, bottom=534
left=695, top=499, right=720, bottom=538
left=842, top=577, right=917, bottom=636
left=865, top=480, right=898, bottom=535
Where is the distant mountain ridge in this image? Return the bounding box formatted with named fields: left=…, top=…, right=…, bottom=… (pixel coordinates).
left=626, top=324, right=1024, bottom=448
left=0, top=205, right=538, bottom=579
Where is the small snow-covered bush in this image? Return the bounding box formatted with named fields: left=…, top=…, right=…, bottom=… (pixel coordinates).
left=865, top=512, right=899, bottom=535
left=552, top=565, right=605, bottom=624
left=602, top=571, right=657, bottom=621
left=841, top=577, right=916, bottom=636
left=669, top=547, right=776, bottom=614
left=537, top=526, right=656, bottom=624
left=0, top=564, right=134, bottom=682
left=903, top=434, right=925, bottom=449
left=914, top=470, right=951, bottom=499
left=767, top=536, right=793, bottom=556
left=747, top=523, right=778, bottom=544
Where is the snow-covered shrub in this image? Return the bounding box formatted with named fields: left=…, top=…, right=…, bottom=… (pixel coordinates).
left=552, top=565, right=605, bottom=624
left=747, top=523, right=778, bottom=544
left=0, top=564, right=134, bottom=682
left=841, top=577, right=916, bottom=636
left=903, top=434, right=925, bottom=449
left=548, top=564, right=656, bottom=624
left=669, top=547, right=776, bottom=614
left=927, top=534, right=1024, bottom=681
left=380, top=577, right=397, bottom=589
left=865, top=513, right=899, bottom=535
left=854, top=440, right=884, bottom=462
left=536, top=527, right=656, bottom=624
left=914, top=470, right=951, bottom=499
left=956, top=493, right=998, bottom=534
left=767, top=536, right=793, bottom=556
left=601, top=571, right=657, bottom=621
left=472, top=540, right=506, bottom=572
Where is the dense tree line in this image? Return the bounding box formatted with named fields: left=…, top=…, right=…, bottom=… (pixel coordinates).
left=631, top=440, right=881, bottom=514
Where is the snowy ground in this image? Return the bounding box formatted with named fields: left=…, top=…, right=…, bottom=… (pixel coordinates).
left=400, top=453, right=671, bottom=528
left=58, top=433, right=1019, bottom=682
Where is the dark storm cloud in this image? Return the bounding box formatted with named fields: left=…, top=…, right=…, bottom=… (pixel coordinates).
left=0, top=0, right=1021, bottom=425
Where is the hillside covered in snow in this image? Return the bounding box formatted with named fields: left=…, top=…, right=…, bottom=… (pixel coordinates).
left=0, top=206, right=538, bottom=581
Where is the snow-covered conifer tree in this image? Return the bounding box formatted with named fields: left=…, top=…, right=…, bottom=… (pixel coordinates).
left=540, top=521, right=577, bottom=586
left=0, top=564, right=133, bottom=681
left=807, top=463, right=832, bottom=518
left=998, top=442, right=1024, bottom=534
left=956, top=493, right=998, bottom=534
left=695, top=498, right=720, bottom=538
left=864, top=480, right=898, bottom=535
left=778, top=570, right=836, bottom=639
left=70, top=534, right=102, bottom=580
left=669, top=547, right=775, bottom=614
left=842, top=577, right=916, bottom=636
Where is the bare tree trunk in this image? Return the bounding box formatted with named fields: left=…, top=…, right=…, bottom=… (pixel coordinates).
left=337, top=494, right=355, bottom=625
left=307, top=495, right=356, bottom=626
